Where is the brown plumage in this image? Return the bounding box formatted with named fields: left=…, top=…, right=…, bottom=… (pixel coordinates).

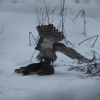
left=36, top=24, right=95, bottom=65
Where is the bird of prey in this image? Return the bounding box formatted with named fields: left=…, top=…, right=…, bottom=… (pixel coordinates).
left=35, top=24, right=95, bottom=66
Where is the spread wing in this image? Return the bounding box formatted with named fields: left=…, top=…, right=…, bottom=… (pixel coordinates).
left=36, top=24, right=95, bottom=64
left=53, top=43, right=95, bottom=63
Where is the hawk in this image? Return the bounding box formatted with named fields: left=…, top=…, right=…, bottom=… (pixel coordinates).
left=36, top=24, right=95, bottom=66
left=14, top=24, right=95, bottom=76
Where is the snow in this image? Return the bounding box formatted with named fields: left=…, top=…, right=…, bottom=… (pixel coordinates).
left=0, top=0, right=100, bottom=100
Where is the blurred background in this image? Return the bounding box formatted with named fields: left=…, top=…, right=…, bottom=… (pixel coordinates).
left=0, top=0, right=100, bottom=17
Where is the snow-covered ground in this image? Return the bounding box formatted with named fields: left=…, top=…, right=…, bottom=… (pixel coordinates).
left=0, top=0, right=100, bottom=100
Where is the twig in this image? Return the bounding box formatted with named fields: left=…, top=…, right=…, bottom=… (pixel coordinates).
left=74, top=9, right=86, bottom=36
left=68, top=65, right=87, bottom=71
left=91, top=50, right=100, bottom=57
left=35, top=5, right=41, bottom=25
left=0, top=21, right=5, bottom=34
left=51, top=0, right=62, bottom=14
left=34, top=31, right=39, bottom=44
left=83, top=10, right=86, bottom=36
left=91, top=35, right=98, bottom=48
left=29, top=32, right=37, bottom=46
left=91, top=70, right=100, bottom=77
left=40, top=8, right=46, bottom=25
left=29, top=32, right=31, bottom=46
left=74, top=10, right=81, bottom=19
left=79, top=35, right=98, bottom=48
left=29, top=49, right=36, bottom=62
left=68, top=66, right=79, bottom=71
left=68, top=63, right=100, bottom=77
left=64, top=4, right=74, bottom=14
left=61, top=0, right=65, bottom=35
left=66, top=41, right=74, bottom=47
left=90, top=15, right=100, bottom=23
left=44, top=0, right=49, bottom=24
left=65, top=16, right=75, bottom=23
left=50, top=15, right=60, bottom=24
left=51, top=0, right=61, bottom=23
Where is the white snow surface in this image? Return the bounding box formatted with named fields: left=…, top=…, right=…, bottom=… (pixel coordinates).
left=0, top=0, right=100, bottom=100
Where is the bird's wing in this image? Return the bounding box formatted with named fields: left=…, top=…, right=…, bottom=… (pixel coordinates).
left=54, top=43, right=95, bottom=63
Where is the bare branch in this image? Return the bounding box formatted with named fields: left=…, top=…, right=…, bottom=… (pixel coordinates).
left=50, top=15, right=60, bottom=23
left=91, top=50, right=100, bottom=57
left=64, top=4, right=74, bottom=14
left=51, top=0, right=62, bottom=14
left=66, top=41, right=74, bottom=47
left=29, top=32, right=37, bottom=46
left=74, top=9, right=86, bottom=36
left=0, top=21, right=5, bottom=34
left=35, top=5, right=41, bottom=25
left=44, top=0, right=49, bottom=24
left=68, top=63, right=100, bottom=77
left=65, top=16, right=75, bottom=23
left=90, top=15, right=100, bottom=23
left=79, top=35, right=98, bottom=48
left=30, top=49, right=36, bottom=63
left=74, top=9, right=84, bottom=20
